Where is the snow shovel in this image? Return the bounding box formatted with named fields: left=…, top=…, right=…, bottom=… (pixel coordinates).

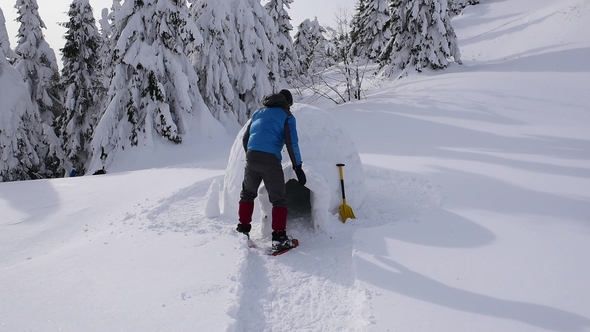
left=337, top=163, right=355, bottom=223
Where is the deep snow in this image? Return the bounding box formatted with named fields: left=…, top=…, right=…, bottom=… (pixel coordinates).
left=2, top=0, right=590, bottom=331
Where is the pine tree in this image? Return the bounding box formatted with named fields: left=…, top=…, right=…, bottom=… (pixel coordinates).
left=13, top=0, right=63, bottom=125
left=57, top=0, right=105, bottom=175
left=90, top=0, right=219, bottom=171
left=381, top=0, right=462, bottom=74
left=97, top=0, right=121, bottom=98
left=264, top=0, right=298, bottom=84
left=349, top=0, right=368, bottom=57
left=233, top=0, right=279, bottom=118
left=0, top=57, right=46, bottom=181
left=0, top=8, right=17, bottom=62
left=350, top=0, right=391, bottom=60
left=0, top=8, right=45, bottom=182
left=190, top=0, right=279, bottom=124
left=293, top=18, right=332, bottom=77
left=449, top=0, right=480, bottom=16
left=189, top=0, right=241, bottom=128
left=13, top=0, right=66, bottom=178
left=378, top=0, right=402, bottom=64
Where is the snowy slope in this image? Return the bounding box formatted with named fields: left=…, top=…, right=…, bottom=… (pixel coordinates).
left=345, top=1, right=590, bottom=331
left=1, top=0, right=590, bottom=331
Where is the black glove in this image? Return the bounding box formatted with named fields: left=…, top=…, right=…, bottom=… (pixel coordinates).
left=294, top=164, right=306, bottom=186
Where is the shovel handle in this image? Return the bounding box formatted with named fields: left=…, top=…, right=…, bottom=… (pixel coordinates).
left=336, top=164, right=347, bottom=200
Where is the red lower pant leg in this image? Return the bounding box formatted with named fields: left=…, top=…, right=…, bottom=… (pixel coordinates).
left=272, top=206, right=288, bottom=232
left=238, top=201, right=254, bottom=225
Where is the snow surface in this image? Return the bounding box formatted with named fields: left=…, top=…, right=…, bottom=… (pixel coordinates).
left=2, top=0, right=590, bottom=331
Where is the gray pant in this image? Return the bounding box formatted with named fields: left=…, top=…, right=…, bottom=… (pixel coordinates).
left=240, top=152, right=287, bottom=207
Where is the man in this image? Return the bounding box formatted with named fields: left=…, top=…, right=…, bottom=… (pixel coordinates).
left=236, top=89, right=306, bottom=252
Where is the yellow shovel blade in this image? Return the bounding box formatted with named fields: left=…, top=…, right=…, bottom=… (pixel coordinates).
left=339, top=204, right=356, bottom=223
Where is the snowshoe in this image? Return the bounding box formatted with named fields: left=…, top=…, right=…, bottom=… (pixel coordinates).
left=268, top=231, right=299, bottom=256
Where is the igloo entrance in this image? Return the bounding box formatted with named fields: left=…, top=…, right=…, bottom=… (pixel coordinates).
left=285, top=179, right=312, bottom=228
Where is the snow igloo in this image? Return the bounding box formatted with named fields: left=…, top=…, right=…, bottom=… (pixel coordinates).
left=222, top=103, right=366, bottom=236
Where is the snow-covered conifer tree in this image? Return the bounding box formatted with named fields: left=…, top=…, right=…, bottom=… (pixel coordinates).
left=0, top=8, right=17, bottom=63
left=57, top=0, right=105, bottom=175
left=189, top=0, right=241, bottom=128
left=232, top=0, right=279, bottom=118
left=13, top=0, right=63, bottom=125
left=350, top=0, right=391, bottom=60
left=0, top=58, right=46, bottom=181
left=90, top=0, right=219, bottom=171
left=98, top=0, right=121, bottom=96
left=13, top=0, right=65, bottom=178
left=378, top=0, right=401, bottom=64
left=381, top=0, right=461, bottom=74
left=350, top=0, right=368, bottom=57
left=264, top=0, right=298, bottom=84
left=0, top=8, right=46, bottom=181
left=449, top=0, right=480, bottom=16
left=190, top=0, right=280, bottom=124
left=293, top=18, right=332, bottom=77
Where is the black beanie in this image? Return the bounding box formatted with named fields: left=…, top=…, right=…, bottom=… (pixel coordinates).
left=279, top=89, right=293, bottom=106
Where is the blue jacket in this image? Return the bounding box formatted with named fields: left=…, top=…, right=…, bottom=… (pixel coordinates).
left=243, top=94, right=302, bottom=166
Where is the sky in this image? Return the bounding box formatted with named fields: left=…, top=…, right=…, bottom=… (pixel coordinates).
left=0, top=0, right=356, bottom=67
left=2, top=0, right=590, bottom=331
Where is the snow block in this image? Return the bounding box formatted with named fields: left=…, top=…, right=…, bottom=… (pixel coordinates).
left=222, top=103, right=366, bottom=235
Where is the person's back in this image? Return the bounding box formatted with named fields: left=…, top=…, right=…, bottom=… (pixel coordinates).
left=243, top=93, right=301, bottom=166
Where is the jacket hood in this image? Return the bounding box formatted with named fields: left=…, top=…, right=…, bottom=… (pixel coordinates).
left=263, top=93, right=291, bottom=111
